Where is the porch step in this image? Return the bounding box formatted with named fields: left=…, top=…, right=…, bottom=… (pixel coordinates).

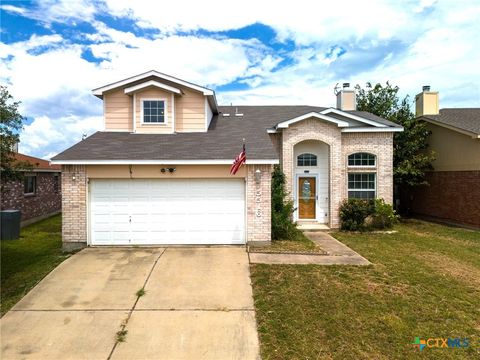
left=296, top=223, right=330, bottom=232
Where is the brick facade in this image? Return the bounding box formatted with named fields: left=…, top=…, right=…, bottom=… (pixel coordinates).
left=62, top=165, right=87, bottom=248
left=280, top=118, right=394, bottom=228
left=405, top=171, right=480, bottom=228
left=246, top=164, right=272, bottom=244
left=1, top=172, right=61, bottom=224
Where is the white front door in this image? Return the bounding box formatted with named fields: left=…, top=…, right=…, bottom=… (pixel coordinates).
left=90, top=179, right=245, bottom=245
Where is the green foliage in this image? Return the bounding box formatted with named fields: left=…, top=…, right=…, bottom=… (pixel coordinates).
left=355, top=82, right=435, bottom=186
left=271, top=165, right=298, bottom=240
left=339, top=199, right=374, bottom=231
left=0, top=86, right=30, bottom=183
left=369, top=198, right=399, bottom=229
left=340, top=198, right=397, bottom=231
left=136, top=287, right=146, bottom=297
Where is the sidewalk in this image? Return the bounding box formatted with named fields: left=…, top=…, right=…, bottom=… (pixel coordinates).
left=249, top=232, right=371, bottom=265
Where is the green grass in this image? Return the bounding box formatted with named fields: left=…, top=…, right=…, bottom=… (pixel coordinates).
left=1, top=214, right=71, bottom=315
left=251, top=219, right=480, bottom=359
left=251, top=232, right=325, bottom=254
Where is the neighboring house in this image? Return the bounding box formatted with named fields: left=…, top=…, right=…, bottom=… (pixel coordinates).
left=404, top=87, right=480, bottom=228
left=1, top=153, right=62, bottom=226
left=51, top=71, right=402, bottom=250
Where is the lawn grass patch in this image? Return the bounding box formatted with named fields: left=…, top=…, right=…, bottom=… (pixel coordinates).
left=251, top=220, right=480, bottom=359
left=1, top=214, right=70, bottom=316
left=250, top=231, right=325, bottom=254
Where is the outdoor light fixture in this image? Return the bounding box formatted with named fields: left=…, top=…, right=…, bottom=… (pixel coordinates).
left=160, top=168, right=166, bottom=173
left=255, top=169, right=261, bottom=184
left=168, top=167, right=176, bottom=173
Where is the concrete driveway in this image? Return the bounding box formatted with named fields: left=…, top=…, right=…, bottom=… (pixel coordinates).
left=1, top=247, right=260, bottom=360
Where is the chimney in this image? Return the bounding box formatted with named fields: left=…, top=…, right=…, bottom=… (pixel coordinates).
left=415, top=85, right=439, bottom=117
left=336, top=82, right=356, bottom=111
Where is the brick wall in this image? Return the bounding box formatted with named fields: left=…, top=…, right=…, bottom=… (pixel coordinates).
left=1, top=172, right=61, bottom=222
left=281, top=118, right=395, bottom=228
left=405, top=170, right=480, bottom=228
left=246, top=164, right=272, bottom=244
left=342, top=132, right=394, bottom=204
left=62, top=165, right=87, bottom=246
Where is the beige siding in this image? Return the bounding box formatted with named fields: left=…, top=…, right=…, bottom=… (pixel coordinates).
left=135, top=88, right=174, bottom=134
left=175, top=87, right=206, bottom=132
left=104, top=88, right=133, bottom=131
left=427, top=123, right=480, bottom=171
left=103, top=79, right=207, bottom=133
left=86, top=165, right=246, bottom=178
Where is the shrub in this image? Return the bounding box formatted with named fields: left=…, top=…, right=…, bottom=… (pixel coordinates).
left=339, top=199, right=373, bottom=231
left=369, top=198, right=398, bottom=229
left=271, top=165, right=299, bottom=240
left=340, top=198, right=397, bottom=231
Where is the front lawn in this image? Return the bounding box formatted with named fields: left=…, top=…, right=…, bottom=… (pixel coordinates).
left=251, top=220, right=480, bottom=359
left=1, top=214, right=70, bottom=315
left=250, top=232, right=325, bottom=254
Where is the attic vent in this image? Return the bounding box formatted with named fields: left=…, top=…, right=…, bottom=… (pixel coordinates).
left=235, top=107, right=243, bottom=117
left=222, top=113, right=230, bottom=117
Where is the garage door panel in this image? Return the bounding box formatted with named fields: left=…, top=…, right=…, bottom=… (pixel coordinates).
left=90, top=179, right=245, bottom=245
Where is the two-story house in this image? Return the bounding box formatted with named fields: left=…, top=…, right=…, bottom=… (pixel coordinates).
left=52, top=71, right=402, bottom=250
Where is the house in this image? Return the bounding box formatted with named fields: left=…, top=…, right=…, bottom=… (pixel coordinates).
left=1, top=152, right=62, bottom=227
left=404, top=87, right=480, bottom=228
left=51, top=71, right=402, bottom=250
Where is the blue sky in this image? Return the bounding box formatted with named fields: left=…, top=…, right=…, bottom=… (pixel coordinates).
left=1, top=0, right=479, bottom=159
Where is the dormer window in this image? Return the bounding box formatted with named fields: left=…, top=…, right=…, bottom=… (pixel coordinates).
left=297, top=153, right=317, bottom=167
left=142, top=99, right=166, bottom=124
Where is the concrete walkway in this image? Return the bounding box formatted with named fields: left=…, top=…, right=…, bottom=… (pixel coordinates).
left=1, top=247, right=260, bottom=360
left=249, top=232, right=371, bottom=265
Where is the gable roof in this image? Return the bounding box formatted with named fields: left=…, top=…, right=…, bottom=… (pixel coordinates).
left=52, top=105, right=401, bottom=164
left=15, top=153, right=61, bottom=171
left=420, top=108, right=480, bottom=137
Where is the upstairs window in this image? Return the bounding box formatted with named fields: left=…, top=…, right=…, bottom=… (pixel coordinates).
left=24, top=175, right=36, bottom=196
left=348, top=152, right=376, bottom=167
left=142, top=100, right=165, bottom=123
left=297, top=153, right=317, bottom=167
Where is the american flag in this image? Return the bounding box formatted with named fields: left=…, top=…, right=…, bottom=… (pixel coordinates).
left=230, top=143, right=246, bottom=175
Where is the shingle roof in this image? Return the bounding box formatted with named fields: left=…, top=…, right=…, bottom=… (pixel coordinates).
left=52, top=106, right=400, bottom=162
left=15, top=153, right=61, bottom=171
left=422, top=108, right=480, bottom=135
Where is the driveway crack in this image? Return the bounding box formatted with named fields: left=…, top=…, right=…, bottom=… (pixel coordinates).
left=107, top=248, right=166, bottom=360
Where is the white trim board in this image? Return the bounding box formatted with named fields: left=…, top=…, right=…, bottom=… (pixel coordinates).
left=275, top=112, right=349, bottom=129
left=341, top=127, right=404, bottom=133
left=92, top=70, right=214, bottom=96
left=320, top=108, right=387, bottom=127
left=51, top=159, right=280, bottom=165
left=124, top=80, right=182, bottom=95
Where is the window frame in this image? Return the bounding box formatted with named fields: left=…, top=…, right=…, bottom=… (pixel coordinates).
left=140, top=98, right=168, bottom=125
left=24, top=175, right=37, bottom=196
left=347, top=152, right=376, bottom=168
left=347, top=172, right=376, bottom=200
left=297, top=153, right=318, bottom=167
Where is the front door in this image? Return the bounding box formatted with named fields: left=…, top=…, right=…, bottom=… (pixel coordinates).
left=298, top=177, right=316, bottom=219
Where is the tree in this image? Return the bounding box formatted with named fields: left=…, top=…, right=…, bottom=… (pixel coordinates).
left=271, top=165, right=298, bottom=240
left=355, top=82, right=435, bottom=187
left=1, top=86, right=30, bottom=183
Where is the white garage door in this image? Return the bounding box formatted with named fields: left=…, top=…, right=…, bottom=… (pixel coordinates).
left=90, top=179, right=245, bottom=245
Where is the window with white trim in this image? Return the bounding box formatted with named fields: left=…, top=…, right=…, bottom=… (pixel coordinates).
left=24, top=175, right=36, bottom=195
left=297, top=153, right=317, bottom=167
left=348, top=152, right=376, bottom=167
left=348, top=173, right=376, bottom=199
left=142, top=100, right=165, bottom=123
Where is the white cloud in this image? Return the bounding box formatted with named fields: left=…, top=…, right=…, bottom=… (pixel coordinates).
left=19, top=115, right=103, bottom=159
left=1, top=0, right=479, bottom=160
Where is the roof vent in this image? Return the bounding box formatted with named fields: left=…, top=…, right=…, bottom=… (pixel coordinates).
left=235, top=107, right=243, bottom=117
left=422, top=85, right=431, bottom=92
left=342, top=82, right=350, bottom=88
left=222, top=113, right=230, bottom=117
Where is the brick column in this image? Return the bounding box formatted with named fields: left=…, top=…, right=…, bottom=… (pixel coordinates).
left=62, top=165, right=87, bottom=251
left=246, top=164, right=272, bottom=245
